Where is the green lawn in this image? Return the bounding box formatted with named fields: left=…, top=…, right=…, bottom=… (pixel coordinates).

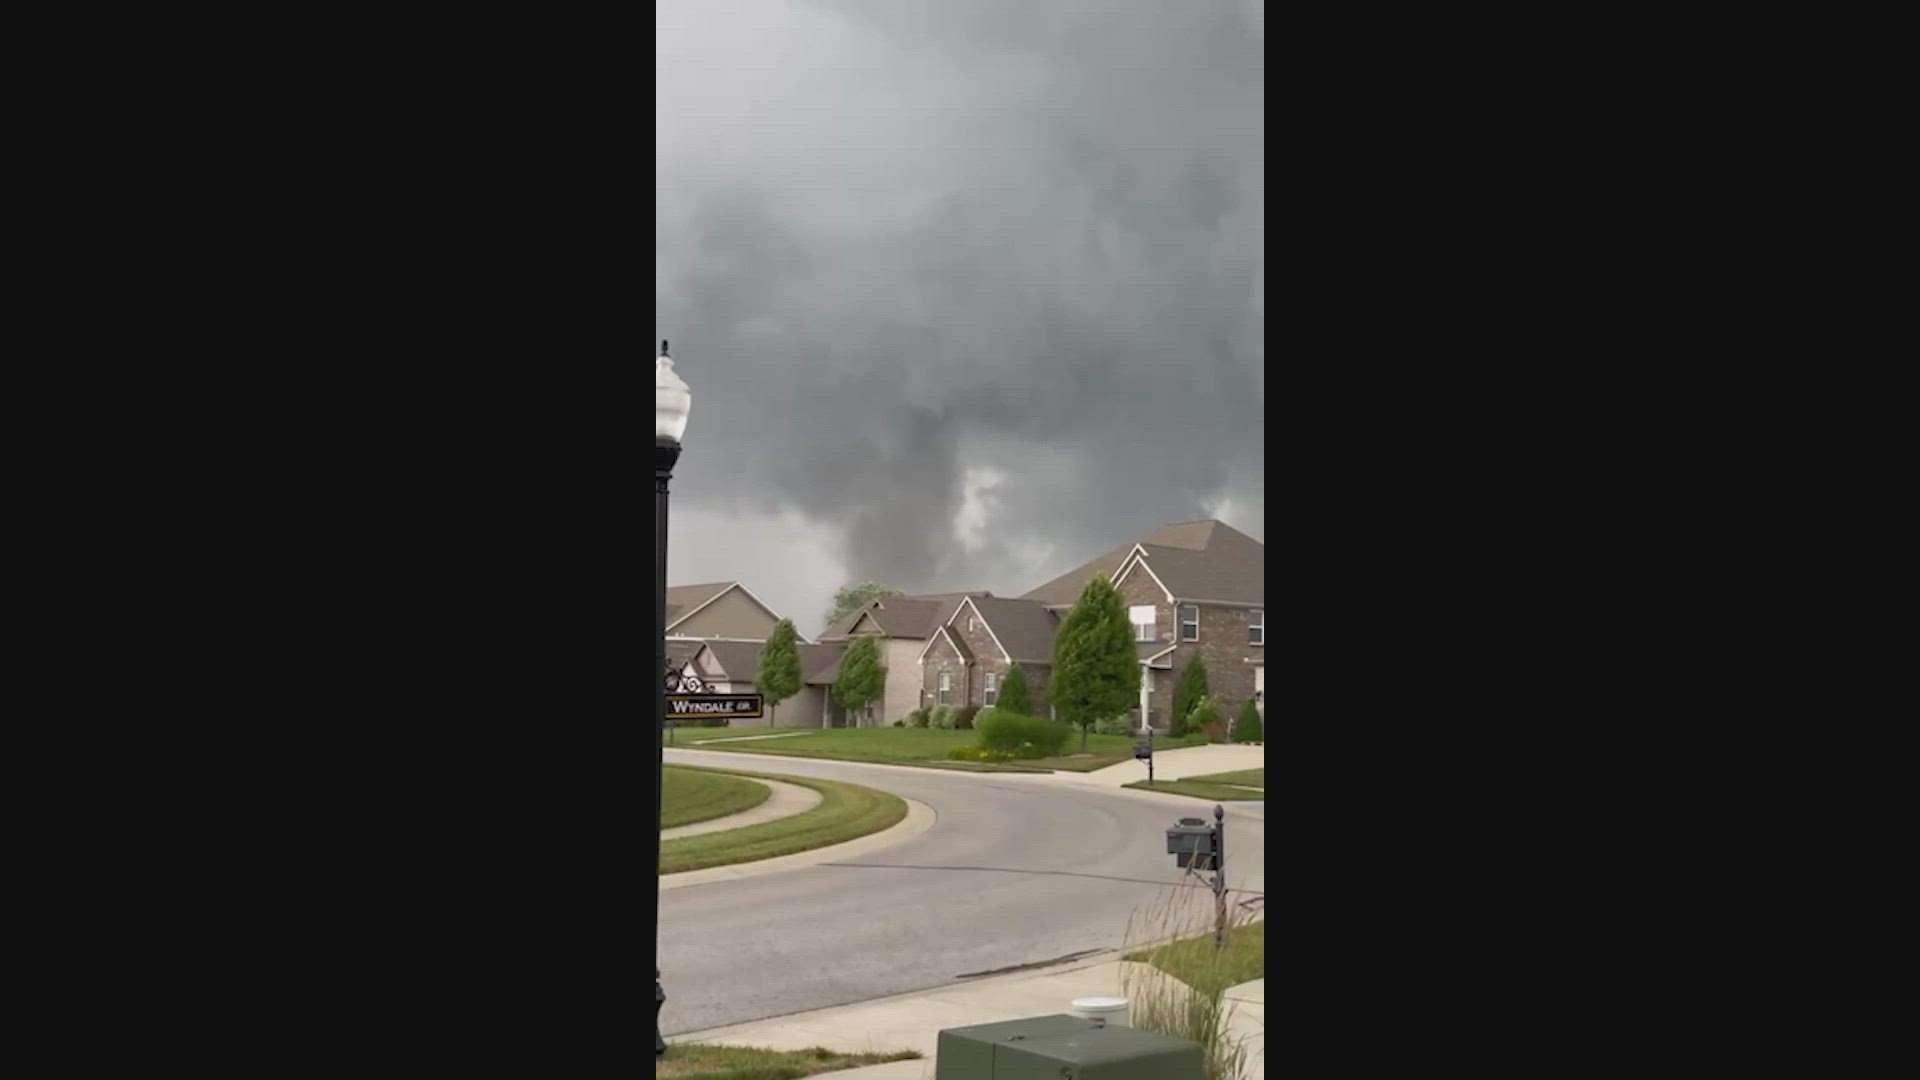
left=1122, top=778, right=1266, bottom=801
left=1182, top=768, right=1264, bottom=788
left=1124, top=920, right=1264, bottom=996
left=661, top=766, right=907, bottom=875
left=657, top=1043, right=919, bottom=1079
left=683, top=727, right=1205, bottom=772
left=662, top=766, right=772, bottom=830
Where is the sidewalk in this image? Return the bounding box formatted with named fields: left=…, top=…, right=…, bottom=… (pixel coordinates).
left=674, top=953, right=1264, bottom=1079
left=1060, top=743, right=1265, bottom=788
left=660, top=776, right=821, bottom=841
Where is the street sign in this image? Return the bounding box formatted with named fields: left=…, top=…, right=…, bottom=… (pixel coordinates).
left=666, top=693, right=764, bottom=721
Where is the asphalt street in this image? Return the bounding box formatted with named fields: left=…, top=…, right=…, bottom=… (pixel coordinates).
left=658, top=747, right=1266, bottom=1036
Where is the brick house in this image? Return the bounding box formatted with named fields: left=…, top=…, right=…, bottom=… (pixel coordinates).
left=1022, top=520, right=1263, bottom=732
left=818, top=593, right=994, bottom=725
left=919, top=596, right=1061, bottom=714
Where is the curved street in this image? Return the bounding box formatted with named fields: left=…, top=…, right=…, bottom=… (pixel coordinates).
left=659, top=747, right=1266, bottom=1036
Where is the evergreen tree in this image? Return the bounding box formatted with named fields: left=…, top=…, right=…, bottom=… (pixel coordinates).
left=1171, top=654, right=1212, bottom=736
left=832, top=635, right=886, bottom=727
left=997, top=664, right=1032, bottom=715
left=1049, top=574, right=1140, bottom=751
left=757, top=619, right=803, bottom=725
left=1234, top=698, right=1263, bottom=743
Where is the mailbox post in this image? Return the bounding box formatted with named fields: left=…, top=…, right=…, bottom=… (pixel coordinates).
left=1133, top=726, right=1154, bottom=785
left=1165, top=804, right=1229, bottom=949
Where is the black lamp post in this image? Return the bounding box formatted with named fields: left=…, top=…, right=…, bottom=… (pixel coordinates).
left=654, top=340, right=691, bottom=1057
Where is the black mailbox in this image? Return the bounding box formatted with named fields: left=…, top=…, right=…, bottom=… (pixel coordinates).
left=1166, top=817, right=1214, bottom=868
left=1133, top=738, right=1153, bottom=760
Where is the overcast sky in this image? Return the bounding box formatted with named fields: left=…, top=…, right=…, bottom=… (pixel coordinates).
left=658, top=0, right=1263, bottom=636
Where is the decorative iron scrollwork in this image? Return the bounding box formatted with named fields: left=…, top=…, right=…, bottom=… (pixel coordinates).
left=664, top=668, right=706, bottom=694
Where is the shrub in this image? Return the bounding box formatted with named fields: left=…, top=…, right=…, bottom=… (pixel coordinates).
left=1234, top=699, right=1262, bottom=743
left=997, top=665, right=1032, bottom=715
left=1187, top=694, right=1222, bottom=740
left=946, top=746, right=1019, bottom=763
left=954, top=705, right=980, bottom=730
left=930, top=705, right=956, bottom=730
left=976, top=708, right=1070, bottom=757
left=670, top=718, right=731, bottom=729
left=892, top=719, right=905, bottom=727
left=905, top=708, right=929, bottom=728
left=1094, top=716, right=1134, bottom=737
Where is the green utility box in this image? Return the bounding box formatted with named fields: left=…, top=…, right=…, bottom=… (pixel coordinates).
left=935, top=1014, right=1204, bottom=1079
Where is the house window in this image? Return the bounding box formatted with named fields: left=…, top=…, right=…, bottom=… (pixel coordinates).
left=1180, top=605, right=1199, bottom=642
left=984, top=671, right=997, bottom=706
left=969, top=616, right=977, bottom=634
left=1130, top=605, right=1156, bottom=643
left=1249, top=609, right=1264, bottom=646
left=938, top=671, right=952, bottom=706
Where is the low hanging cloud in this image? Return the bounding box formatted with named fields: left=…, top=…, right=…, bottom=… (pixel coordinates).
left=658, top=0, right=1262, bottom=629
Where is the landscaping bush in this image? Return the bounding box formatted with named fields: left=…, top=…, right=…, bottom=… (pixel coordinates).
left=1187, top=694, right=1222, bottom=741
left=671, top=718, right=731, bottom=728
left=905, top=708, right=929, bottom=728
left=946, top=746, right=1019, bottom=763
left=1234, top=699, right=1262, bottom=743
left=930, top=705, right=956, bottom=730
left=893, top=719, right=905, bottom=727
left=975, top=708, right=1070, bottom=757
left=954, top=705, right=980, bottom=730
left=1094, top=716, right=1134, bottom=737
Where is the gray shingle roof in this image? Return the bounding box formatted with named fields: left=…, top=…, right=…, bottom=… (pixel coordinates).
left=699, top=640, right=765, bottom=686
left=1022, top=520, right=1263, bottom=607
left=799, top=642, right=847, bottom=684
left=823, top=592, right=993, bottom=640
left=960, top=597, right=1061, bottom=665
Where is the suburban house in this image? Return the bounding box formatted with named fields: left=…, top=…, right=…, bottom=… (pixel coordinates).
left=819, top=592, right=993, bottom=725
left=663, top=520, right=1261, bottom=734
left=665, top=581, right=813, bottom=726
left=919, top=596, right=1062, bottom=716
left=1022, top=519, right=1264, bottom=732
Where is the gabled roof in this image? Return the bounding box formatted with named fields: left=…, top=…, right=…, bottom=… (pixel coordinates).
left=665, top=581, right=812, bottom=641
left=798, top=642, right=847, bottom=685
left=695, top=640, right=765, bottom=686
left=1025, top=520, right=1263, bottom=608
left=918, top=623, right=974, bottom=664
left=822, top=591, right=993, bottom=641
left=666, top=640, right=703, bottom=669
left=954, top=596, right=1060, bottom=665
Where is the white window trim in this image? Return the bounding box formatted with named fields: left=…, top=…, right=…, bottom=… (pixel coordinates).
left=984, top=671, right=997, bottom=706
left=1249, top=609, right=1264, bottom=646
left=1180, top=605, right=1200, bottom=642
left=938, top=671, right=952, bottom=706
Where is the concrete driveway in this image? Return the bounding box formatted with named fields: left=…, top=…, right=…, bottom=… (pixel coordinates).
left=657, top=748, right=1265, bottom=1036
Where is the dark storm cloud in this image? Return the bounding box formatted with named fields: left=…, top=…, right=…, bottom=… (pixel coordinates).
left=658, top=0, right=1262, bottom=604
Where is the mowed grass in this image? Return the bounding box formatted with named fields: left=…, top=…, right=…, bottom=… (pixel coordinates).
left=662, top=766, right=771, bottom=830
left=1122, top=778, right=1266, bottom=801
left=657, top=1043, right=919, bottom=1079
left=1125, top=920, right=1265, bottom=997
left=661, top=766, right=906, bottom=875
left=684, top=727, right=1205, bottom=772
left=1183, top=768, right=1264, bottom=788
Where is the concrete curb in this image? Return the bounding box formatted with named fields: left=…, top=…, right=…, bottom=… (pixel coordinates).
left=661, top=795, right=937, bottom=891
left=660, top=776, right=822, bottom=841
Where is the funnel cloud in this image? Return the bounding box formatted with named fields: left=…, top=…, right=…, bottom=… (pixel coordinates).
left=658, top=0, right=1263, bottom=633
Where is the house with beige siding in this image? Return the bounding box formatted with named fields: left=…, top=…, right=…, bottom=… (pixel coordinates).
left=817, top=592, right=993, bottom=725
